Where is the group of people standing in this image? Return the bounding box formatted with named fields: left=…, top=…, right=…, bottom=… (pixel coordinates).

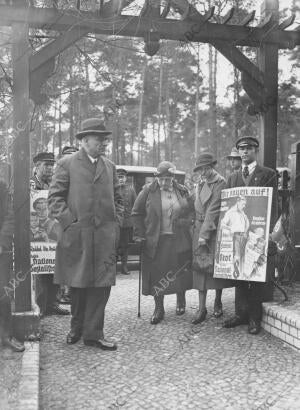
left=0, top=116, right=278, bottom=353
left=132, top=136, right=278, bottom=336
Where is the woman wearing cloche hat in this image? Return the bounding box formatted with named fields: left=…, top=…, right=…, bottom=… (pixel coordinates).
left=132, top=161, right=193, bottom=324
left=191, top=152, right=233, bottom=324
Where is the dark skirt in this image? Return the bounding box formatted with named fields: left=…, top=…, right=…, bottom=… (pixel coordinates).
left=193, top=269, right=233, bottom=291
left=142, top=234, right=193, bottom=296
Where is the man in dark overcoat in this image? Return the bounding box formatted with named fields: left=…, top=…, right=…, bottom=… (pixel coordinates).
left=31, top=152, right=69, bottom=316
left=48, top=118, right=124, bottom=350
left=223, top=136, right=278, bottom=335
left=0, top=180, right=24, bottom=352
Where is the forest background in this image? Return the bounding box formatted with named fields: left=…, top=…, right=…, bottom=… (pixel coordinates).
left=0, top=0, right=299, bottom=178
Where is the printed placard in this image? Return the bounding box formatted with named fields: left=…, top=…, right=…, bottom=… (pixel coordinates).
left=214, top=187, right=273, bottom=282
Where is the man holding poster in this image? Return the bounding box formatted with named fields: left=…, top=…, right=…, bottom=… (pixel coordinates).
left=221, top=136, right=278, bottom=335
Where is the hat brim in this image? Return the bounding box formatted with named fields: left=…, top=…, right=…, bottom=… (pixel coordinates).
left=226, top=155, right=241, bottom=159
left=193, top=160, right=217, bottom=172
left=33, top=159, right=55, bottom=165
left=75, top=130, right=112, bottom=140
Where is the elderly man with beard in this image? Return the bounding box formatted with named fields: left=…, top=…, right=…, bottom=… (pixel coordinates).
left=48, top=118, right=124, bottom=349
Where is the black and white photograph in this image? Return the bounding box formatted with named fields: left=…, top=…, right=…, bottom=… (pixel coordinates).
left=0, top=0, right=300, bottom=409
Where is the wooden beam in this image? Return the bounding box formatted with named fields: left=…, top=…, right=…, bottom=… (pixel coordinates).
left=258, top=0, right=279, bottom=170
left=11, top=9, right=31, bottom=312
left=240, top=10, right=256, bottom=26
left=30, top=26, right=89, bottom=73
left=219, top=7, right=235, bottom=25
left=278, top=15, right=295, bottom=30
left=0, top=5, right=299, bottom=48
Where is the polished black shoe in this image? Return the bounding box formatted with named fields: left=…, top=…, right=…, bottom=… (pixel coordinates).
left=248, top=319, right=261, bottom=335
left=83, top=338, right=117, bottom=351
left=2, top=337, right=25, bottom=352
left=176, top=293, right=186, bottom=316
left=191, top=308, right=207, bottom=325
left=223, top=315, right=248, bottom=328
left=213, top=302, right=223, bottom=318
left=176, top=306, right=185, bottom=316
left=47, top=303, right=70, bottom=316
left=66, top=331, right=81, bottom=345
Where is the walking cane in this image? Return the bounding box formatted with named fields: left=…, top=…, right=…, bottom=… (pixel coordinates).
left=138, top=240, right=144, bottom=318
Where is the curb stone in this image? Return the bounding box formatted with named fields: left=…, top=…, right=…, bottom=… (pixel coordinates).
left=17, top=342, right=39, bottom=410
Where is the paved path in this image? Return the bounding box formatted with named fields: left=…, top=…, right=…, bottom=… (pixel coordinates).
left=40, top=273, right=300, bottom=410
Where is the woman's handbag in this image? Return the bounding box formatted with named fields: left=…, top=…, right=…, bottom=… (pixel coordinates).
left=192, top=244, right=214, bottom=274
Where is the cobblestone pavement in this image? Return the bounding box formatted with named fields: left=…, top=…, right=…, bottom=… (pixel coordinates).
left=0, top=347, right=23, bottom=409
left=40, top=273, right=300, bottom=410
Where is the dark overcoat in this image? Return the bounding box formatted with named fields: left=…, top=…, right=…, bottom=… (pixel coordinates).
left=131, top=179, right=193, bottom=259
left=48, top=148, right=124, bottom=288
left=0, top=181, right=13, bottom=295
left=226, top=164, right=278, bottom=282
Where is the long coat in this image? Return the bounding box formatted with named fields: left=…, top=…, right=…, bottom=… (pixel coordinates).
left=119, top=184, right=137, bottom=228
left=131, top=179, right=193, bottom=259
left=48, top=148, right=124, bottom=288
left=131, top=179, right=193, bottom=295
left=192, top=173, right=233, bottom=290
left=0, top=181, right=13, bottom=294
left=226, top=164, right=278, bottom=282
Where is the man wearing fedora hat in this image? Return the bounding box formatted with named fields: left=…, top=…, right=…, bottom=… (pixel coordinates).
left=226, top=147, right=242, bottom=172
left=48, top=118, right=124, bottom=350
left=223, top=136, right=278, bottom=335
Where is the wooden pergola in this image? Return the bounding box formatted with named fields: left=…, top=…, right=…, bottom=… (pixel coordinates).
left=0, top=0, right=299, bottom=336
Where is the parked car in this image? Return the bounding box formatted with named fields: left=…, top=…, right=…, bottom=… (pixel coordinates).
left=116, top=165, right=185, bottom=194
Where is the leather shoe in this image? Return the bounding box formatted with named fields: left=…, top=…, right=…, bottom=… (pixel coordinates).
left=47, top=303, right=70, bottom=316
left=223, top=315, right=248, bottom=328
left=121, top=266, right=130, bottom=275
left=176, top=306, right=185, bottom=316
left=66, top=331, right=81, bottom=345
left=191, top=308, right=207, bottom=325
left=176, top=293, right=186, bottom=316
left=150, top=308, right=165, bottom=324
left=2, top=337, right=25, bottom=352
left=83, top=338, right=117, bottom=351
left=248, top=319, right=261, bottom=335
left=213, top=302, right=223, bottom=318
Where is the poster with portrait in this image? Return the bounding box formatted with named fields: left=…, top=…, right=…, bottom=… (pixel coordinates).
left=214, top=187, right=273, bottom=282
left=30, top=189, right=60, bottom=275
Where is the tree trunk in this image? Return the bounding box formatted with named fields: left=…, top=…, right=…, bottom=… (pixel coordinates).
left=208, top=44, right=217, bottom=155
left=195, top=44, right=200, bottom=158
left=137, top=62, right=146, bottom=165
left=157, top=55, right=163, bottom=163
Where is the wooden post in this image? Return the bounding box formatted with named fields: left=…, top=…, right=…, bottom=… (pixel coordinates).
left=258, top=0, right=279, bottom=169
left=12, top=3, right=31, bottom=312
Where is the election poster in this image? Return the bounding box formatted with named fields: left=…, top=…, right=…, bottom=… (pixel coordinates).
left=214, top=187, right=273, bottom=282
left=30, top=189, right=60, bottom=275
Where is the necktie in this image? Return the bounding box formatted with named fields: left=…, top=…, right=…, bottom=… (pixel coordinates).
left=243, top=166, right=249, bottom=178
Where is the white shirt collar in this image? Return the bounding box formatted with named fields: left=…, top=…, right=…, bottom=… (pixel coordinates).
left=242, top=161, right=257, bottom=175
left=87, top=154, right=98, bottom=164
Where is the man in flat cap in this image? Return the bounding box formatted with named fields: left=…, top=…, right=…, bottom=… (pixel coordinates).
left=116, top=168, right=137, bottom=275
left=48, top=118, right=124, bottom=350
left=223, top=136, right=278, bottom=335
left=31, top=152, right=69, bottom=316
left=31, top=152, right=55, bottom=190
left=226, top=147, right=242, bottom=172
